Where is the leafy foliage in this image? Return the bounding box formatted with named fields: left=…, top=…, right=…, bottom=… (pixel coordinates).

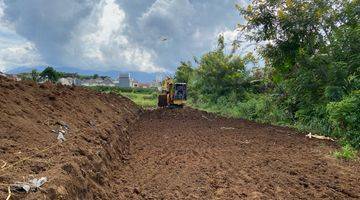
left=174, top=61, right=194, bottom=83
left=31, top=69, right=39, bottom=81
left=40, top=66, right=60, bottom=82
left=177, top=0, right=360, bottom=149
left=333, top=144, right=358, bottom=160
left=189, top=37, right=256, bottom=103
left=327, top=92, right=360, bottom=148
left=238, top=0, right=359, bottom=108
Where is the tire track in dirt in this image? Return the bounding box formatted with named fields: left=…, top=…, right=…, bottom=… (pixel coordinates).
left=113, top=108, right=359, bottom=199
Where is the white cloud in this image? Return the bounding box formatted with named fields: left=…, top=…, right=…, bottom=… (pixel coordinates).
left=67, top=0, right=163, bottom=72
left=222, top=28, right=240, bottom=44
left=0, top=0, right=4, bottom=18
left=218, top=28, right=257, bottom=55
left=138, top=0, right=195, bottom=40
left=74, top=0, right=163, bottom=72
left=0, top=41, right=43, bottom=72
left=1, top=0, right=250, bottom=73
left=1, top=0, right=163, bottom=72
left=0, top=0, right=43, bottom=72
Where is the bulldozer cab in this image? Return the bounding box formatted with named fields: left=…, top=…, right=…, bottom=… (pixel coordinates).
left=170, top=83, right=186, bottom=108
left=158, top=80, right=187, bottom=108
left=173, top=83, right=187, bottom=101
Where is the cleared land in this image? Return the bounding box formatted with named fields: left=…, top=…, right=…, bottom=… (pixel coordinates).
left=114, top=108, right=360, bottom=199
left=0, top=77, right=359, bottom=199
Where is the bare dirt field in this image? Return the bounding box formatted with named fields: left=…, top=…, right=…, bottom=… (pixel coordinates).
left=0, top=76, right=359, bottom=199
left=113, top=108, right=360, bottom=199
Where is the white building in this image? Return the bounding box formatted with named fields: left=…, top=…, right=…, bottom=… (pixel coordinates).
left=80, top=77, right=115, bottom=87
left=58, top=77, right=81, bottom=86
left=118, top=73, right=131, bottom=88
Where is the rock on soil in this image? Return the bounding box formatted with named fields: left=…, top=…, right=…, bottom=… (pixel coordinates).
left=0, top=76, right=142, bottom=199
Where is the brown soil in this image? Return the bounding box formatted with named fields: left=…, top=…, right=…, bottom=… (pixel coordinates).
left=0, top=76, right=142, bottom=199
left=1, top=76, right=359, bottom=199
left=114, top=108, right=360, bottom=199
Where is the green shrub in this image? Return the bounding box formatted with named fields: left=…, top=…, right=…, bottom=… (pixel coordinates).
left=325, top=86, right=344, bottom=102
left=327, top=93, right=360, bottom=130
left=327, top=92, right=360, bottom=148
left=190, top=94, right=291, bottom=126
left=333, top=144, right=358, bottom=160
left=178, top=0, right=360, bottom=150
left=294, top=105, right=333, bottom=136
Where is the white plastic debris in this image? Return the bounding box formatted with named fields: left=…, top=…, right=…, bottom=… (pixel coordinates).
left=57, top=132, right=65, bottom=142
left=56, top=120, right=69, bottom=129
left=13, top=177, right=47, bottom=193
left=53, top=121, right=70, bottom=142
left=30, top=177, right=47, bottom=188
left=13, top=183, right=31, bottom=192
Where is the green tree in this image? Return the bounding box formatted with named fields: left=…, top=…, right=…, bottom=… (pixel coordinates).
left=327, top=92, right=360, bottom=149
left=40, top=66, right=60, bottom=82
left=190, top=36, right=255, bottom=103
left=31, top=69, right=38, bottom=81
left=174, top=0, right=359, bottom=149
left=217, top=34, right=225, bottom=52
left=237, top=0, right=357, bottom=110
left=237, top=0, right=360, bottom=147
left=174, top=61, right=194, bottom=83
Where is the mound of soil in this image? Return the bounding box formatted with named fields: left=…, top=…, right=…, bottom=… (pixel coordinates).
left=115, top=108, right=360, bottom=199
left=0, top=76, right=142, bottom=199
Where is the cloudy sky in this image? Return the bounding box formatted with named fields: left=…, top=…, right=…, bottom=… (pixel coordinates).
left=0, top=0, right=249, bottom=74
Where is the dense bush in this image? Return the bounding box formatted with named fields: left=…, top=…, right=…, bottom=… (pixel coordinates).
left=177, top=0, right=359, bottom=149
left=40, top=67, right=60, bottom=82
left=327, top=92, right=360, bottom=149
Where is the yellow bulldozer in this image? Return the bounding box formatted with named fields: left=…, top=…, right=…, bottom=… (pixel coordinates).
left=158, top=77, right=187, bottom=108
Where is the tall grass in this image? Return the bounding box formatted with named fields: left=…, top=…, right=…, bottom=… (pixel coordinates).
left=190, top=93, right=359, bottom=152
left=121, top=92, right=157, bottom=108
left=88, top=86, right=158, bottom=108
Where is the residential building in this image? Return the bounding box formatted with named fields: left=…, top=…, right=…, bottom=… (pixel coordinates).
left=58, top=77, right=81, bottom=86
left=80, top=77, right=115, bottom=87
left=118, top=73, right=131, bottom=88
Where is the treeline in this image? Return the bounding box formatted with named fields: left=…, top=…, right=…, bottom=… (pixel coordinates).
left=175, top=0, right=359, bottom=149
left=19, top=67, right=108, bottom=82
